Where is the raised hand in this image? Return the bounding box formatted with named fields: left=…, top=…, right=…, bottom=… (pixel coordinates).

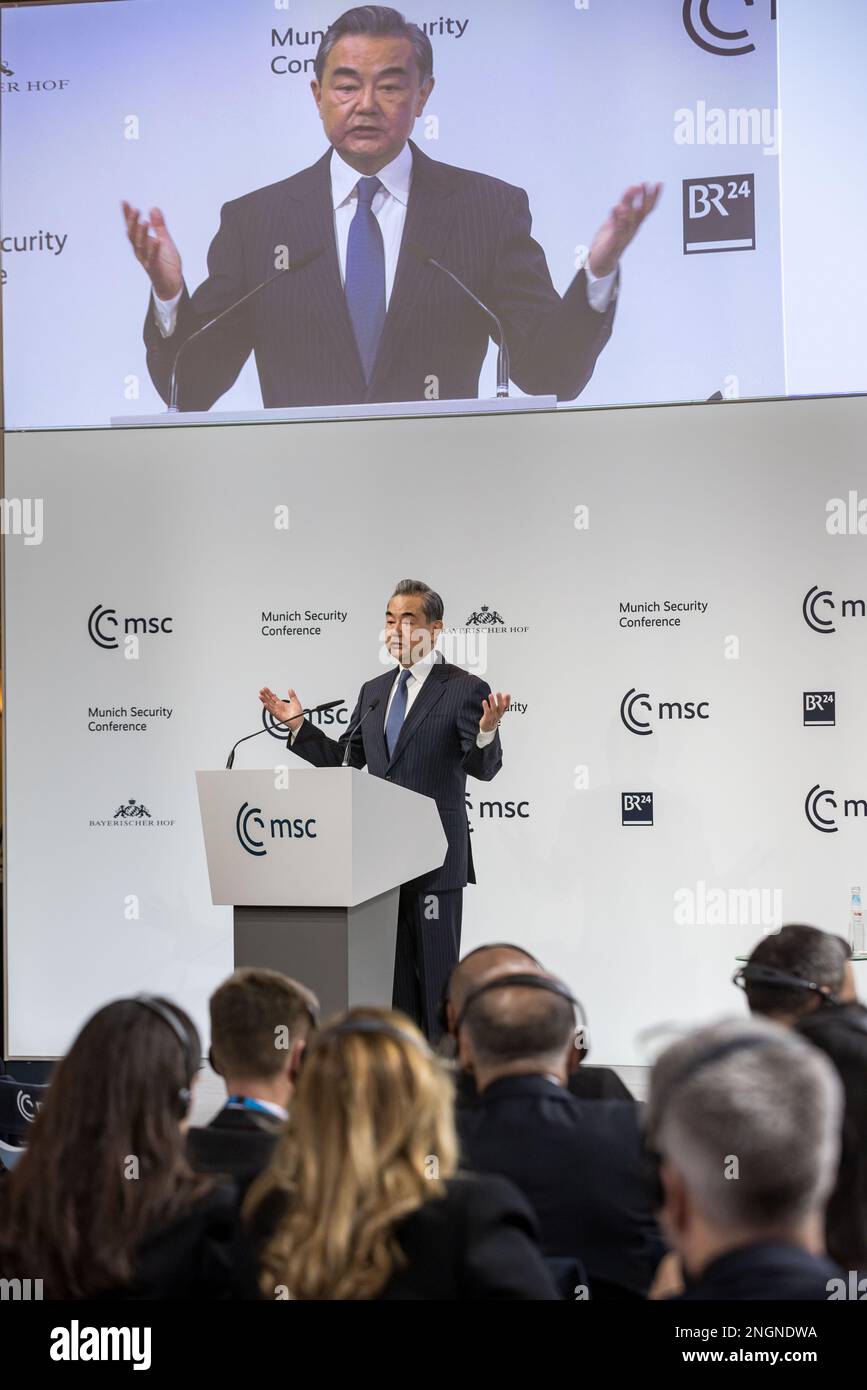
left=259, top=686, right=304, bottom=734
left=588, top=182, right=662, bottom=278
left=121, top=201, right=183, bottom=301
left=480, top=691, right=510, bottom=734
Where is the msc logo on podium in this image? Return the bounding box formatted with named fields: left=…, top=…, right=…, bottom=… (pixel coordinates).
left=236, top=802, right=317, bottom=856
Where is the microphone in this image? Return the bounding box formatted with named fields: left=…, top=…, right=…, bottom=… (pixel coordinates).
left=225, top=699, right=343, bottom=770
left=167, top=248, right=323, bottom=412
left=406, top=241, right=510, bottom=398
left=341, top=697, right=381, bottom=767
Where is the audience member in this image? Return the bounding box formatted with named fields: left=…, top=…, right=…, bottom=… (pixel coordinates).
left=735, top=924, right=855, bottom=1026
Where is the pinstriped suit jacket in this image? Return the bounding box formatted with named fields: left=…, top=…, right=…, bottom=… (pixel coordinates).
left=288, top=657, right=502, bottom=893
left=143, top=141, right=616, bottom=410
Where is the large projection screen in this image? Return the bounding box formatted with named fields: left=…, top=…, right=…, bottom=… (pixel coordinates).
left=5, top=395, right=867, bottom=1060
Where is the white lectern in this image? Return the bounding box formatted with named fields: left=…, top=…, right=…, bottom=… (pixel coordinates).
left=195, top=768, right=447, bottom=1019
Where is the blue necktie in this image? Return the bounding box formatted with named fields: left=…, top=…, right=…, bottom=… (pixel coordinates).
left=345, top=176, right=386, bottom=381
left=384, top=668, right=412, bottom=759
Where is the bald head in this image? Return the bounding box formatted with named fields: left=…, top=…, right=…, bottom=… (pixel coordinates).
left=444, top=945, right=544, bottom=1039
left=457, top=969, right=577, bottom=1087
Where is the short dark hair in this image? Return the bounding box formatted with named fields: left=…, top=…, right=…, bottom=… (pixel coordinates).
left=745, top=924, right=850, bottom=1018
left=390, top=578, right=444, bottom=623
left=210, top=968, right=318, bottom=1079
left=314, top=6, right=434, bottom=84
left=462, top=978, right=576, bottom=1067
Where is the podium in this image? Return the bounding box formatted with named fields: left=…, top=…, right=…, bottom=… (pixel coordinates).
left=195, top=768, right=448, bottom=1020
left=110, top=397, right=557, bottom=427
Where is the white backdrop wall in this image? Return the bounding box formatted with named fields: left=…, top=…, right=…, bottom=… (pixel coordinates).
left=5, top=395, right=867, bottom=1059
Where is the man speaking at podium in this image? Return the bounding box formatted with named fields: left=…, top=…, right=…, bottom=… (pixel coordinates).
left=258, top=580, right=507, bottom=1041
left=123, top=5, right=659, bottom=412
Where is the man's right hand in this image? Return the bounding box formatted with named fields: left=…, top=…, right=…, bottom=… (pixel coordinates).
left=121, top=202, right=183, bottom=301
left=259, top=686, right=304, bottom=735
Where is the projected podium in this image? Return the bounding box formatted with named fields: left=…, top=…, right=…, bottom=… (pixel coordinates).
left=195, top=768, right=448, bottom=1020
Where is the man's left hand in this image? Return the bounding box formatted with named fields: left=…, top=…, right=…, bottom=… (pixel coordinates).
left=480, top=692, right=510, bottom=734
left=588, top=182, right=662, bottom=278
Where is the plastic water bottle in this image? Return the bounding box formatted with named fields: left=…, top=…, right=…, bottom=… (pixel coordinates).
left=849, top=887, right=865, bottom=955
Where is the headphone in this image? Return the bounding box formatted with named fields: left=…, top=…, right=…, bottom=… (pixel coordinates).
left=644, top=1034, right=778, bottom=1208
left=316, top=1015, right=434, bottom=1057
left=733, top=962, right=842, bottom=1008
left=436, top=944, right=544, bottom=1036
left=455, top=971, right=590, bottom=1058
left=131, top=995, right=198, bottom=1120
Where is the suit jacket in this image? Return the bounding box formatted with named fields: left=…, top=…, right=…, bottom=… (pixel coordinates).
left=456, top=1073, right=661, bottom=1298
left=676, top=1242, right=843, bottom=1301
left=237, top=1171, right=558, bottom=1300
left=187, top=1105, right=283, bottom=1189
left=288, top=656, right=501, bottom=892
left=455, top=1063, right=633, bottom=1109
left=143, top=141, right=616, bottom=410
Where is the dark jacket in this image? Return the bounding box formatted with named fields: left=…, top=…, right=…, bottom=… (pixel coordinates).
left=675, top=1242, right=843, bottom=1301
left=238, top=1171, right=559, bottom=1300
left=187, top=1105, right=283, bottom=1189
left=289, top=655, right=501, bottom=892
left=455, top=1064, right=633, bottom=1109
left=143, top=141, right=616, bottom=411
left=457, top=1073, right=661, bottom=1297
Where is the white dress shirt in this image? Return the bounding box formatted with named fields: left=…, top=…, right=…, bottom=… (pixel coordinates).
left=151, top=142, right=616, bottom=337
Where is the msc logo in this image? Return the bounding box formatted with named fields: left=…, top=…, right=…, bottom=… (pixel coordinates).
left=620, top=687, right=710, bottom=735
left=88, top=604, right=173, bottom=649
left=236, top=802, right=317, bottom=856
left=16, top=1089, right=40, bottom=1123
left=803, top=692, right=835, bottom=728
left=682, top=0, right=776, bottom=57
left=802, top=586, right=867, bottom=635
left=622, top=793, right=653, bottom=827
left=260, top=701, right=349, bottom=739
left=804, top=785, right=867, bottom=834
left=683, top=174, right=755, bottom=253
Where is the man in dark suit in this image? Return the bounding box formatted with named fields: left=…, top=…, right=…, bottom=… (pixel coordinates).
left=440, top=943, right=634, bottom=1101
left=187, top=967, right=319, bottom=1189
left=259, top=579, right=506, bottom=1041
left=455, top=968, right=662, bottom=1298
left=122, top=5, right=659, bottom=411
left=647, top=1018, right=845, bottom=1301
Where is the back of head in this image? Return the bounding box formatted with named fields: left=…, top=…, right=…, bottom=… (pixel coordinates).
left=209, top=967, right=318, bottom=1080
left=250, top=1007, right=457, bottom=1299
left=460, top=971, right=576, bottom=1073
left=444, top=943, right=544, bottom=1040
left=0, top=996, right=206, bottom=1297
left=743, top=924, right=850, bottom=1021
left=648, top=1017, right=843, bottom=1237
left=796, top=1003, right=867, bottom=1268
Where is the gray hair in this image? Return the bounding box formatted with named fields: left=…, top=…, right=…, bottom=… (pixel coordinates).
left=390, top=579, right=444, bottom=623
left=647, top=1017, right=843, bottom=1231
left=314, top=6, right=434, bottom=84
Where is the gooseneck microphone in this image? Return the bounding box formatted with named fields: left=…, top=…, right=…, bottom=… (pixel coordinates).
left=225, top=699, right=343, bottom=769
left=406, top=241, right=510, bottom=398
left=341, top=697, right=381, bottom=767
left=167, top=248, right=323, bottom=412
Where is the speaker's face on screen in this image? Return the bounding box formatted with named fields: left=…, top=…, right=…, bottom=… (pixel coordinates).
left=384, top=594, right=442, bottom=666
left=311, top=35, right=434, bottom=172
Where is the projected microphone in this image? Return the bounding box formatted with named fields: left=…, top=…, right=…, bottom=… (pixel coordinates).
left=341, top=697, right=381, bottom=767
left=168, top=248, right=323, bottom=412
left=406, top=241, right=510, bottom=398
left=225, top=699, right=343, bottom=770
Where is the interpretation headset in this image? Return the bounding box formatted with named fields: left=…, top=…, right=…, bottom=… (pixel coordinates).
left=436, top=943, right=544, bottom=1036
left=732, top=962, right=843, bottom=1008
left=315, top=1014, right=434, bottom=1057
left=131, top=995, right=198, bottom=1120
left=644, top=1034, right=779, bottom=1209
left=455, top=971, right=590, bottom=1058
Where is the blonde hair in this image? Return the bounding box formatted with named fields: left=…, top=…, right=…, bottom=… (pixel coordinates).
left=245, top=1007, right=458, bottom=1300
